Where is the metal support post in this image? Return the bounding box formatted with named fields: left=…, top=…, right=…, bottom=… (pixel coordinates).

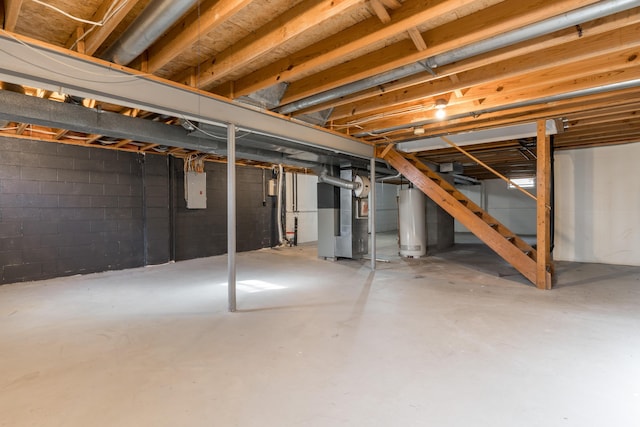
left=370, top=157, right=376, bottom=271
left=227, top=123, right=237, bottom=311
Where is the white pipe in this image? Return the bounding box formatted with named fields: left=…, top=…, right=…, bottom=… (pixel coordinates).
left=227, top=123, right=237, bottom=312
left=370, top=158, right=376, bottom=271
left=276, top=164, right=285, bottom=245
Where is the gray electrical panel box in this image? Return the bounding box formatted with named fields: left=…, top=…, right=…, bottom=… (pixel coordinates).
left=185, top=171, right=207, bottom=209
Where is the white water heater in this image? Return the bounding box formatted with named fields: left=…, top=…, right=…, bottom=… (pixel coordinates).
left=399, top=188, right=426, bottom=257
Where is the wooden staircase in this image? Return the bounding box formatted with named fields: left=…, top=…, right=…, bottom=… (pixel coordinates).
left=380, top=146, right=538, bottom=285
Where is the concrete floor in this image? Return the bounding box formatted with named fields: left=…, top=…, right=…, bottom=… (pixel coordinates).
left=1, top=233, right=639, bottom=427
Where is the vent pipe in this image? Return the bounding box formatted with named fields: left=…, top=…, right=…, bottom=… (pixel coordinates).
left=274, top=0, right=640, bottom=115
left=318, top=169, right=361, bottom=191
left=102, top=0, right=198, bottom=65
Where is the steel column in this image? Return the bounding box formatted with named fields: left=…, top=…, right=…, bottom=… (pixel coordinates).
left=227, top=123, right=237, bottom=311
left=370, top=157, right=376, bottom=271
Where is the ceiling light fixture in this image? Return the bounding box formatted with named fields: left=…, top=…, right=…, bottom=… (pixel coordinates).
left=434, top=98, right=447, bottom=120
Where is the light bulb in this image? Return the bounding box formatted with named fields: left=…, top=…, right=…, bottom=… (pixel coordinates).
left=435, top=108, right=447, bottom=120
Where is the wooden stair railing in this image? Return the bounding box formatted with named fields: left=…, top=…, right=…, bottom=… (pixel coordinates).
left=379, top=146, right=538, bottom=285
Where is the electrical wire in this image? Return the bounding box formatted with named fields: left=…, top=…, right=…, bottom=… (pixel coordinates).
left=33, top=0, right=115, bottom=26
left=0, top=28, right=149, bottom=82
left=70, top=0, right=131, bottom=51
left=180, top=117, right=252, bottom=140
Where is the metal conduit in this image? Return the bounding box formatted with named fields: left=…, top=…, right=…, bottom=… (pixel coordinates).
left=275, top=0, right=640, bottom=115
left=102, top=0, right=198, bottom=65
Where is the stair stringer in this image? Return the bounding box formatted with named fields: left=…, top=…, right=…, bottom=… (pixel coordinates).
left=381, top=147, right=537, bottom=285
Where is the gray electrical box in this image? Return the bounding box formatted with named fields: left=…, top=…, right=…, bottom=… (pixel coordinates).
left=185, top=171, right=207, bottom=209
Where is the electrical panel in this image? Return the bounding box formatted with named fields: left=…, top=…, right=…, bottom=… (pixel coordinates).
left=185, top=171, right=207, bottom=209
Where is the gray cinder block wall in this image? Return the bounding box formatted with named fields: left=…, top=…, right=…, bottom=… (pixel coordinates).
left=0, top=137, right=276, bottom=285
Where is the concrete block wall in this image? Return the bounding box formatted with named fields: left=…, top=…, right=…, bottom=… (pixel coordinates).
left=0, top=138, right=144, bottom=284
left=173, top=160, right=275, bottom=260
left=0, top=137, right=276, bottom=284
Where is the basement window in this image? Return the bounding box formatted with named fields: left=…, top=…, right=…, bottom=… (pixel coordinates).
left=508, top=177, right=535, bottom=189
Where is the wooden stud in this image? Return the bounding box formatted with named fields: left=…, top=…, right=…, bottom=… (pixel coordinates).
left=370, top=0, right=391, bottom=23
left=407, top=27, right=427, bottom=51
left=441, top=136, right=537, bottom=202
left=147, top=0, right=253, bottom=73
left=75, top=27, right=86, bottom=54
left=3, top=0, right=23, bottom=32
left=536, top=119, right=553, bottom=290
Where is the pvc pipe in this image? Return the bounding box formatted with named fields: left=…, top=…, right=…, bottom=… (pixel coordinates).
left=370, top=157, right=376, bottom=271
left=227, top=123, right=236, bottom=312
left=276, top=164, right=284, bottom=245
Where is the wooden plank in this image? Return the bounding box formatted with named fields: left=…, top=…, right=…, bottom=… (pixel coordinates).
left=280, top=0, right=600, bottom=105
left=383, top=147, right=537, bottom=284
left=83, top=0, right=138, bottom=55
left=536, top=120, right=553, bottom=289
left=147, top=0, right=252, bottom=73
left=327, top=23, right=640, bottom=122
left=407, top=27, right=427, bottom=51
left=3, top=0, right=23, bottom=31
left=338, top=58, right=640, bottom=135
left=221, top=0, right=482, bottom=98
left=305, top=8, right=640, bottom=117
left=440, top=136, right=537, bottom=201
left=192, top=0, right=363, bottom=89
left=370, top=0, right=391, bottom=23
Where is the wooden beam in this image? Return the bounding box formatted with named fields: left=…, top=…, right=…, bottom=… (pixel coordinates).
left=147, top=0, right=252, bottom=73
left=54, top=129, right=69, bottom=140
left=440, top=136, right=537, bottom=201
left=15, top=122, right=29, bottom=135
left=536, top=120, right=553, bottom=290
left=383, top=148, right=537, bottom=284
left=407, top=27, right=427, bottom=51
left=84, top=0, right=137, bottom=55
left=280, top=0, right=601, bottom=105
left=190, top=0, right=363, bottom=89
left=302, top=8, right=640, bottom=117
left=370, top=0, right=391, bottom=23
left=3, top=0, right=22, bottom=31
left=380, top=0, right=402, bottom=8
left=218, top=0, right=481, bottom=98
left=337, top=56, right=640, bottom=135
left=75, top=27, right=85, bottom=54
left=327, top=23, right=640, bottom=122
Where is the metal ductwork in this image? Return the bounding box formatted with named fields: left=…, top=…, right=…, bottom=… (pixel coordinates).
left=102, top=0, right=198, bottom=65
left=424, top=0, right=640, bottom=69
left=275, top=0, right=640, bottom=115
left=275, top=62, right=432, bottom=115
left=318, top=169, right=371, bottom=198
left=318, top=169, right=361, bottom=190
left=362, top=78, right=640, bottom=136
